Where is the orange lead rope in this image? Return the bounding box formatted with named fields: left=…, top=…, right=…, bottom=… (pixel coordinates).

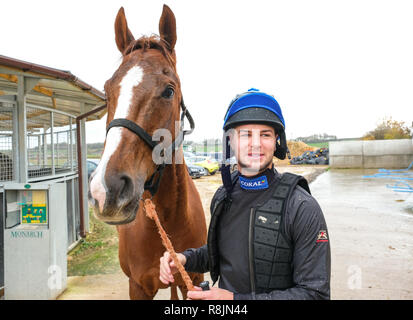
left=143, top=198, right=194, bottom=291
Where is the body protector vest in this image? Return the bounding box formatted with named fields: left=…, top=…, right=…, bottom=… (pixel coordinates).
left=208, top=171, right=311, bottom=294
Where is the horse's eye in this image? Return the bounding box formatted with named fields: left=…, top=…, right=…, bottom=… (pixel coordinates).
left=162, top=87, right=174, bottom=99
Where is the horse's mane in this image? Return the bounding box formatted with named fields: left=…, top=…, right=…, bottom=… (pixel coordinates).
left=124, top=35, right=176, bottom=68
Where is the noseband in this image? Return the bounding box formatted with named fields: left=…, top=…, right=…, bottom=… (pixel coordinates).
left=106, top=98, right=195, bottom=196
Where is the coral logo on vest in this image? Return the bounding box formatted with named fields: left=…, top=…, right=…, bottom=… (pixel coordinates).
left=239, top=175, right=269, bottom=190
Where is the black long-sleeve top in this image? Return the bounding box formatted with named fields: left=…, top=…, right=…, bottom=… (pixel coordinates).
left=183, top=166, right=331, bottom=300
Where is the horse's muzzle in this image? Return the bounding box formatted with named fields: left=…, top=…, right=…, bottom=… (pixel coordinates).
left=88, top=172, right=143, bottom=225
left=91, top=196, right=140, bottom=225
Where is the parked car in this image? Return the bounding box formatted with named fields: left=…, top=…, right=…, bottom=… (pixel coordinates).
left=218, top=156, right=238, bottom=173
left=87, top=159, right=100, bottom=179
left=186, top=163, right=205, bottom=179
left=195, top=152, right=209, bottom=157
left=184, top=151, right=196, bottom=159
left=188, top=155, right=219, bottom=175
left=184, top=156, right=208, bottom=176
left=206, top=152, right=223, bottom=164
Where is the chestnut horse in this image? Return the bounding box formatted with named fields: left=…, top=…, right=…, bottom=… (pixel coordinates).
left=88, top=5, right=207, bottom=300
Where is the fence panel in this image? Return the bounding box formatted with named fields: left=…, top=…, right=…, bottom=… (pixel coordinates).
left=0, top=103, right=14, bottom=182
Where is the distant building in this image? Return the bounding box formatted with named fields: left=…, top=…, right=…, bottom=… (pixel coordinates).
left=295, top=133, right=337, bottom=143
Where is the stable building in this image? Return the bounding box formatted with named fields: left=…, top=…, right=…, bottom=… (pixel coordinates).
left=0, top=55, right=106, bottom=299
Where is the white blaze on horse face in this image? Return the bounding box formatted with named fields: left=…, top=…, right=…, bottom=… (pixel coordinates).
left=90, top=65, right=144, bottom=212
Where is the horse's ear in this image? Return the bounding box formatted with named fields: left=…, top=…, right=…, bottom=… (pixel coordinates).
left=115, top=7, right=135, bottom=54
left=159, top=4, right=177, bottom=51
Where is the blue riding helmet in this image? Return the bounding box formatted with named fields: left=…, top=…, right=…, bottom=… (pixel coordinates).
left=222, top=88, right=289, bottom=160
left=223, top=88, right=285, bottom=132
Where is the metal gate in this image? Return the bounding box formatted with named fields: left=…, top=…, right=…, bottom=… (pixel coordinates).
left=0, top=102, right=82, bottom=250
left=0, top=101, right=14, bottom=296
left=0, top=102, right=14, bottom=182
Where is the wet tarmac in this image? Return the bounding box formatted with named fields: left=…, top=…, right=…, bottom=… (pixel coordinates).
left=310, top=169, right=413, bottom=299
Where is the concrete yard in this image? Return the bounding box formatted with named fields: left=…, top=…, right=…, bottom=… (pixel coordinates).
left=311, top=169, right=413, bottom=299
left=58, top=166, right=413, bottom=300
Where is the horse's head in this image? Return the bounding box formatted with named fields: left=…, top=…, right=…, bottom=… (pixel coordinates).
left=89, top=5, right=182, bottom=225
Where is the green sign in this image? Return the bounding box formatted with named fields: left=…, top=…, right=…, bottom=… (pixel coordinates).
left=22, top=204, right=47, bottom=224
left=20, top=190, right=48, bottom=224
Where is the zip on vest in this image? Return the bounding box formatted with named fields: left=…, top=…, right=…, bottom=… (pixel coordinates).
left=249, top=207, right=256, bottom=293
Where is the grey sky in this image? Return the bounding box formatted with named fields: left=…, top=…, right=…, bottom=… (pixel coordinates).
left=2, top=0, right=412, bottom=143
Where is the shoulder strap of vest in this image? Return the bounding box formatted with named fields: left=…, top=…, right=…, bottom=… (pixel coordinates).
left=274, top=172, right=311, bottom=226
left=223, top=170, right=239, bottom=200
left=230, top=170, right=240, bottom=183
left=270, top=172, right=311, bottom=220
left=296, top=174, right=311, bottom=195
left=255, top=172, right=310, bottom=223
left=214, top=170, right=239, bottom=204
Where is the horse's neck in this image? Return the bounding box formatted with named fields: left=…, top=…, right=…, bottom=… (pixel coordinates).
left=152, top=162, right=189, bottom=223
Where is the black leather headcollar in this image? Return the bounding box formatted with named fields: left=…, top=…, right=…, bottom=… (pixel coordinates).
left=106, top=98, right=194, bottom=196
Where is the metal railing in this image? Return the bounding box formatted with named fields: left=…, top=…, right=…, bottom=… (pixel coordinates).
left=26, top=104, right=77, bottom=181
left=0, top=103, right=14, bottom=182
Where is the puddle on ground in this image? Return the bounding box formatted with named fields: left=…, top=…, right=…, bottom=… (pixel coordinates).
left=403, top=205, right=413, bottom=215
left=310, top=169, right=413, bottom=218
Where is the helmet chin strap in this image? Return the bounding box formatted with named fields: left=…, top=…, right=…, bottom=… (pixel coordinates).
left=274, top=129, right=290, bottom=160
left=221, top=134, right=236, bottom=196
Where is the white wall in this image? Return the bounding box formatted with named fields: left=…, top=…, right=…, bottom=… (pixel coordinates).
left=329, top=139, right=413, bottom=168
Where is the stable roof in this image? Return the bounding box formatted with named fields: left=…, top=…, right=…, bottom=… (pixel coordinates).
left=0, top=55, right=107, bottom=121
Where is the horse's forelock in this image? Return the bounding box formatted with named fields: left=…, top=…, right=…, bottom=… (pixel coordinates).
left=124, top=35, right=176, bottom=68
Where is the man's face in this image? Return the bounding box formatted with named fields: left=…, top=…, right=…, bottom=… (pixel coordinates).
left=230, top=123, right=278, bottom=176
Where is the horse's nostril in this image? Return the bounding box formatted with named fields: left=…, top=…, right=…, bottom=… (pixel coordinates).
left=118, top=174, right=134, bottom=200
left=104, top=173, right=135, bottom=208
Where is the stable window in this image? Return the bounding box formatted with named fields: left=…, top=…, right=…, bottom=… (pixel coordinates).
left=26, top=105, right=77, bottom=181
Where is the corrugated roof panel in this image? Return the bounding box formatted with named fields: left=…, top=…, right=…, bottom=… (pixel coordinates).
left=0, top=55, right=107, bottom=121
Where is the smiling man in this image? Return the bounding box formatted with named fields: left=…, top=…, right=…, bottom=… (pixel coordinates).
left=159, top=89, right=331, bottom=300
left=232, top=123, right=278, bottom=176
